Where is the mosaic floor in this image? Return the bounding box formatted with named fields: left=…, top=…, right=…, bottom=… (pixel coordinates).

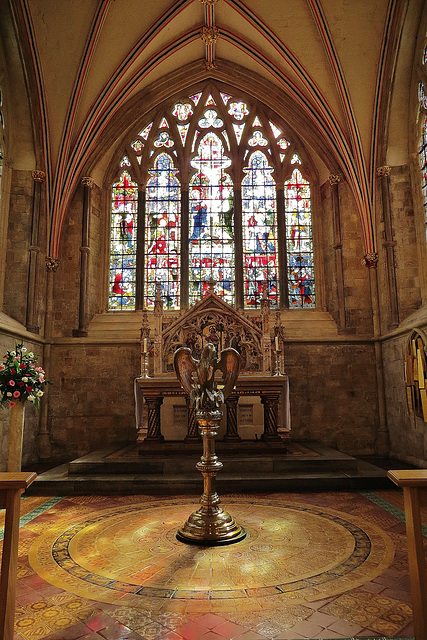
left=0, top=490, right=422, bottom=640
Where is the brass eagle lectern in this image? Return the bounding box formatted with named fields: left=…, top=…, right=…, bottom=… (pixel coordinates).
left=174, top=343, right=246, bottom=545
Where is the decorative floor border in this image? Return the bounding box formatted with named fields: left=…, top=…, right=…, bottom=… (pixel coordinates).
left=0, top=495, right=65, bottom=541
left=363, top=490, right=427, bottom=537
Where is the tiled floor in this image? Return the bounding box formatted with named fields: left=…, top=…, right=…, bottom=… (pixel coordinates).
left=0, top=490, right=422, bottom=640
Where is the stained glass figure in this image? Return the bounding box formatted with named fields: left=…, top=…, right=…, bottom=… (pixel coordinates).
left=154, top=131, right=174, bottom=148
left=198, top=109, right=223, bottom=128
left=285, top=169, right=315, bottom=308
left=242, top=151, right=278, bottom=308
left=172, top=102, right=193, bottom=120
left=109, top=171, right=138, bottom=310
left=145, top=154, right=180, bottom=309
left=233, top=123, right=245, bottom=145
left=120, top=155, right=131, bottom=167
left=189, top=132, right=234, bottom=304
left=291, top=153, right=302, bottom=164
left=189, top=92, right=202, bottom=105
left=139, top=123, right=152, bottom=139
left=228, top=101, right=249, bottom=120
left=269, top=121, right=281, bottom=138
left=419, top=82, right=427, bottom=110
left=222, top=130, right=230, bottom=151
left=419, top=116, right=427, bottom=238
left=248, top=130, right=268, bottom=147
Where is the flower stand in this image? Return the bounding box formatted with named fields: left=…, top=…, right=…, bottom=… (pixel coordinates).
left=7, top=402, right=25, bottom=472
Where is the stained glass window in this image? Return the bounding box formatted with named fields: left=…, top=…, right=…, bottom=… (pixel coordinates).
left=189, top=132, right=234, bottom=305
left=145, top=154, right=180, bottom=309
left=109, top=84, right=315, bottom=310
left=285, top=169, right=315, bottom=308
left=109, top=171, right=138, bottom=309
left=420, top=116, right=427, bottom=238
left=242, top=151, right=278, bottom=307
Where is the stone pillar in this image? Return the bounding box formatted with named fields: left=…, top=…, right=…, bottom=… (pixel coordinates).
left=184, top=397, right=200, bottom=441
left=144, top=397, right=164, bottom=442
left=73, top=177, right=93, bottom=337
left=276, top=184, right=289, bottom=309
left=329, top=174, right=348, bottom=330
left=26, top=170, right=45, bottom=333
left=362, top=252, right=390, bottom=455
left=224, top=395, right=241, bottom=441
left=377, top=166, right=399, bottom=329
left=260, top=393, right=282, bottom=441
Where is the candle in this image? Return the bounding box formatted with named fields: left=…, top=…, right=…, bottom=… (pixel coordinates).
left=143, top=338, right=147, bottom=353
left=275, top=336, right=279, bottom=351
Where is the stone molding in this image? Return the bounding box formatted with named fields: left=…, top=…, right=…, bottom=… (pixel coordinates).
left=81, top=176, right=95, bottom=188
left=45, top=256, right=60, bottom=272
left=32, top=170, right=46, bottom=182
left=361, top=252, right=379, bottom=268
left=376, top=165, right=391, bottom=177
left=201, top=26, right=219, bottom=45
left=328, top=174, right=341, bottom=185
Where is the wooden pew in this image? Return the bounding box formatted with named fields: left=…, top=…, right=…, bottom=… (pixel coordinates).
left=387, top=469, right=427, bottom=640
left=0, top=472, right=37, bottom=640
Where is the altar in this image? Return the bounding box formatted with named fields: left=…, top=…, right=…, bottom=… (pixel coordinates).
left=136, top=282, right=290, bottom=449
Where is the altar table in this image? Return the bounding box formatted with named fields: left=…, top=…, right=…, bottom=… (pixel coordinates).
left=135, top=375, right=289, bottom=443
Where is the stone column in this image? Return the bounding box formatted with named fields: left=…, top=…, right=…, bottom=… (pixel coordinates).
left=362, top=253, right=390, bottom=455
left=329, top=174, right=347, bottom=330
left=260, top=393, right=282, bottom=441
left=224, top=394, right=241, bottom=441
left=73, top=177, right=93, bottom=337
left=184, top=397, right=200, bottom=441
left=26, top=170, right=45, bottom=333
left=377, top=166, right=399, bottom=329
left=144, top=397, right=164, bottom=442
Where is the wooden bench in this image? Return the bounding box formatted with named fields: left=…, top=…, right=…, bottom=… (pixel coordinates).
left=387, top=469, right=427, bottom=640
left=0, top=472, right=37, bottom=640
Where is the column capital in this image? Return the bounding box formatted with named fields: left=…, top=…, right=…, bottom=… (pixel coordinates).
left=81, top=176, right=95, bottom=188
left=362, top=252, right=379, bottom=268
left=45, top=256, right=60, bottom=272
left=32, top=170, right=46, bottom=182
left=376, top=165, right=391, bottom=177
left=328, top=174, right=341, bottom=185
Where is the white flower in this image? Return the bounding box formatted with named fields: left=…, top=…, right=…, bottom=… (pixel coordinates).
left=7, top=392, right=12, bottom=397
left=29, top=352, right=34, bottom=358
left=22, top=347, right=27, bottom=352
left=10, top=351, right=16, bottom=356
left=36, top=390, right=44, bottom=397
left=28, top=395, right=35, bottom=402
left=22, top=377, right=28, bottom=382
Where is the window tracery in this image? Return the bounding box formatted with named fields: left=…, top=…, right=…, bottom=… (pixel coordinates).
left=109, top=84, right=315, bottom=311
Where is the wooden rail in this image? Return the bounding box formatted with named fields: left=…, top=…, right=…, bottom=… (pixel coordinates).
left=387, top=469, right=427, bottom=640
left=0, top=472, right=37, bottom=640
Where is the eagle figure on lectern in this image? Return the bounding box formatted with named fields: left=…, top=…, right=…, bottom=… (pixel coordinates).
left=174, top=343, right=240, bottom=411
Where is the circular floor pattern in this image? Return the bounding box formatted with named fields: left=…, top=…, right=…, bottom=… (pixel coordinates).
left=29, top=498, right=395, bottom=608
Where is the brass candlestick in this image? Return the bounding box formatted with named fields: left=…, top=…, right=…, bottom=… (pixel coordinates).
left=174, top=344, right=246, bottom=545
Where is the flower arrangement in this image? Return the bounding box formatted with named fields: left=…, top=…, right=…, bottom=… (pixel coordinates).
left=0, top=342, right=50, bottom=409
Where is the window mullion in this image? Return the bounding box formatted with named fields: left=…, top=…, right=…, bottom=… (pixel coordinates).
left=135, top=188, right=145, bottom=310
left=181, top=187, right=189, bottom=309
left=234, top=185, right=243, bottom=308
left=276, top=185, right=289, bottom=309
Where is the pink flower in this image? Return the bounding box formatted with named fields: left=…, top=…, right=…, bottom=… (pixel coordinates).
left=8, top=380, right=15, bottom=386
left=26, top=386, right=32, bottom=392
left=13, top=390, right=20, bottom=398
left=9, top=401, right=15, bottom=407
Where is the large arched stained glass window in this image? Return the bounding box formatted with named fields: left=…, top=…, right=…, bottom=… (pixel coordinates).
left=109, top=169, right=138, bottom=309
left=242, top=150, right=278, bottom=307
left=189, top=131, right=234, bottom=305
left=109, top=84, right=315, bottom=310
left=418, top=42, right=427, bottom=240
left=145, top=153, right=180, bottom=309
left=285, top=168, right=315, bottom=307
